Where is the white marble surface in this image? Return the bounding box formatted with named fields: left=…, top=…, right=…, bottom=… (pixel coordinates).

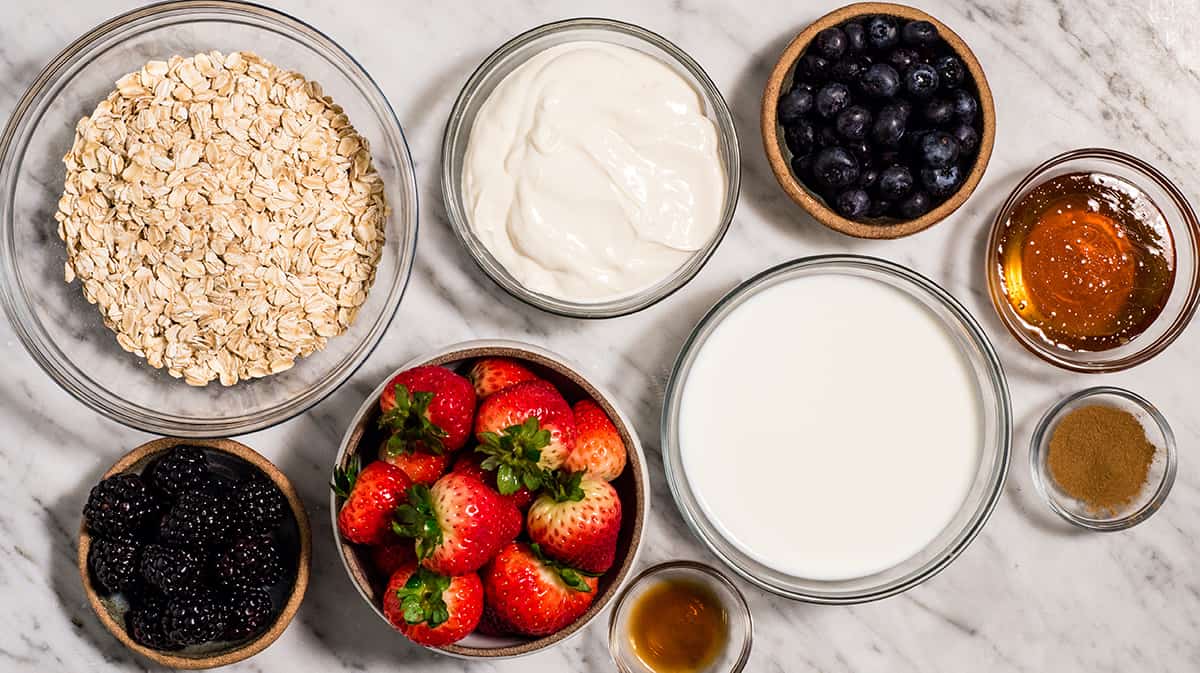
left=1, top=0, right=1198, bottom=671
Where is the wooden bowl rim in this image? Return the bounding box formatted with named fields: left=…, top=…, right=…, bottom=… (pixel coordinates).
left=330, top=339, right=649, bottom=659
left=760, top=1, right=997, bottom=239
left=77, top=437, right=312, bottom=670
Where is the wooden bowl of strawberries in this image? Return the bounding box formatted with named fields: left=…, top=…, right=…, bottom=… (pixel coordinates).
left=330, top=340, right=648, bottom=658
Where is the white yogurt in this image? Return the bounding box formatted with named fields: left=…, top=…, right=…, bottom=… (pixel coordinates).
left=462, top=41, right=726, bottom=303
left=679, top=273, right=983, bottom=581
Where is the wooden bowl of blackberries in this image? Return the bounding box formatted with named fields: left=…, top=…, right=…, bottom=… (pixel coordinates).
left=762, top=2, right=995, bottom=238
left=78, top=437, right=311, bottom=669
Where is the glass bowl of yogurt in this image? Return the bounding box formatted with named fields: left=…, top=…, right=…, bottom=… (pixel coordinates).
left=442, top=18, right=740, bottom=318
left=662, top=255, right=1011, bottom=604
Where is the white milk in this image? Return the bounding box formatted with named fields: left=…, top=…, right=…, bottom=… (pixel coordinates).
left=679, top=273, right=983, bottom=581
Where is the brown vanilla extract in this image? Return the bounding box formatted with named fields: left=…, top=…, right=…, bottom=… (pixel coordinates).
left=996, top=171, right=1175, bottom=351
left=628, top=579, right=728, bottom=673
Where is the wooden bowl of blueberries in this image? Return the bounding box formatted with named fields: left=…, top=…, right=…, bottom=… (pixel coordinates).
left=78, top=437, right=311, bottom=669
left=762, top=2, right=996, bottom=238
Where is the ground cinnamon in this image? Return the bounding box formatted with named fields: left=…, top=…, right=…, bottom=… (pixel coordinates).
left=1046, top=404, right=1158, bottom=515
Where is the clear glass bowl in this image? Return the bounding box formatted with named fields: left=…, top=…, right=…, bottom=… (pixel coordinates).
left=1030, top=387, right=1176, bottom=531
left=609, top=561, right=752, bottom=673
left=662, top=255, right=1012, bottom=604
left=986, top=148, right=1200, bottom=372
left=441, top=18, right=740, bottom=318
left=0, top=1, right=418, bottom=436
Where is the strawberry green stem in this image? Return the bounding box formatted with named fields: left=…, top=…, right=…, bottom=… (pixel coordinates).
left=379, top=384, right=448, bottom=455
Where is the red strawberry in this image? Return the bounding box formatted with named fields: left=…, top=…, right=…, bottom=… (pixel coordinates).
left=527, top=472, right=622, bottom=574
left=563, top=400, right=627, bottom=481
left=480, top=542, right=598, bottom=637
left=475, top=380, right=576, bottom=471
left=382, top=563, right=482, bottom=647
left=378, top=439, right=451, bottom=486
left=451, top=452, right=534, bottom=512
left=370, top=542, right=416, bottom=577
left=394, top=473, right=521, bottom=576
left=331, top=457, right=412, bottom=545
left=379, top=366, right=476, bottom=454
left=468, top=357, right=539, bottom=398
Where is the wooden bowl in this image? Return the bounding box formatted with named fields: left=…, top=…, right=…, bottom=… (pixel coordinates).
left=331, top=339, right=649, bottom=659
left=78, top=437, right=312, bottom=670
left=761, top=2, right=996, bottom=239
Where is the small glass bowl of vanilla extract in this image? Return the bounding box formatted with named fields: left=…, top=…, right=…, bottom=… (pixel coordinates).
left=609, top=561, right=752, bottom=673
left=986, top=148, right=1200, bottom=372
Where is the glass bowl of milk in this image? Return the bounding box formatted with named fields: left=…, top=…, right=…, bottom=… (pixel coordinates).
left=662, top=255, right=1012, bottom=604
left=441, top=18, right=740, bottom=318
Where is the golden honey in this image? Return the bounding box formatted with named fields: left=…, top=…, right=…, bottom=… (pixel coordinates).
left=628, top=579, right=728, bottom=673
left=996, top=172, right=1175, bottom=351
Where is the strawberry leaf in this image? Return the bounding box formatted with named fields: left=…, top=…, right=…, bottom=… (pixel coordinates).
left=544, top=469, right=586, bottom=503
left=378, top=384, right=448, bottom=455
left=330, top=455, right=361, bottom=499
left=396, top=567, right=453, bottom=627
left=496, top=464, right=519, bottom=495
left=473, top=417, right=551, bottom=495
left=393, top=484, right=442, bottom=559
left=530, top=543, right=594, bottom=592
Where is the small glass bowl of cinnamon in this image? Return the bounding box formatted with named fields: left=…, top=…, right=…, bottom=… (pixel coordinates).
left=986, top=148, right=1200, bottom=372
left=1030, top=387, right=1177, bottom=531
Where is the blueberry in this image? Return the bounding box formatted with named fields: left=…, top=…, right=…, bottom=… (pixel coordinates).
left=922, top=98, right=955, bottom=126
left=897, top=190, right=933, bottom=219
left=918, top=131, right=960, bottom=167
left=790, top=153, right=814, bottom=180
left=887, top=47, right=921, bottom=73
left=829, top=56, right=868, bottom=84
left=847, top=140, right=873, bottom=165
left=812, top=146, right=860, bottom=189
left=901, top=20, right=939, bottom=45
left=835, top=105, right=872, bottom=140
left=778, top=88, right=814, bottom=125
left=858, top=167, right=880, bottom=190
left=949, top=89, right=978, bottom=123
left=872, top=104, right=908, bottom=146
left=843, top=22, right=867, bottom=52
left=934, top=55, right=965, bottom=89
left=816, top=124, right=841, bottom=148
left=836, top=188, right=872, bottom=219
left=815, top=83, right=852, bottom=118
left=866, top=16, right=899, bottom=50
left=814, top=27, right=848, bottom=60
left=784, top=120, right=816, bottom=155
left=875, top=149, right=903, bottom=169
left=867, top=198, right=893, bottom=219
left=951, top=123, right=980, bottom=153
left=791, top=80, right=816, bottom=96
left=860, top=63, right=900, bottom=98
left=904, top=63, right=939, bottom=98
left=799, top=53, right=831, bottom=80
left=878, top=164, right=915, bottom=199
left=921, top=163, right=964, bottom=198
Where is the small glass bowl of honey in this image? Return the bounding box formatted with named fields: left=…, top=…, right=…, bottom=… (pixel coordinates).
left=987, top=148, right=1200, bottom=371
left=609, top=561, right=752, bottom=673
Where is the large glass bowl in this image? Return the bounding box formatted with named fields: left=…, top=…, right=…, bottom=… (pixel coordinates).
left=0, top=0, right=418, bottom=436
left=441, top=18, right=740, bottom=318
left=662, top=255, right=1011, bottom=604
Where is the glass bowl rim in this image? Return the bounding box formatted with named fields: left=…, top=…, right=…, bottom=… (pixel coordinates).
left=984, top=147, right=1200, bottom=373
left=439, top=16, right=741, bottom=319
left=607, top=560, right=754, bottom=673
left=661, top=254, right=1012, bottom=604
left=1028, top=385, right=1177, bottom=531
left=0, top=0, right=419, bottom=437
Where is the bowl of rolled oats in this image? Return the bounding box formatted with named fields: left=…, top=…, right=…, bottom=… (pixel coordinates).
left=0, top=1, right=418, bottom=436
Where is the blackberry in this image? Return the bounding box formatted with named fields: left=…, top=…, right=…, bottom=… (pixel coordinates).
left=223, top=588, right=276, bottom=641
left=126, top=593, right=182, bottom=651
left=163, top=592, right=226, bottom=646
left=159, top=482, right=235, bottom=547
left=88, top=538, right=142, bottom=594
left=83, top=474, right=161, bottom=540
left=148, top=446, right=210, bottom=498
left=141, top=544, right=205, bottom=596
left=230, top=477, right=286, bottom=536
left=215, top=535, right=284, bottom=590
